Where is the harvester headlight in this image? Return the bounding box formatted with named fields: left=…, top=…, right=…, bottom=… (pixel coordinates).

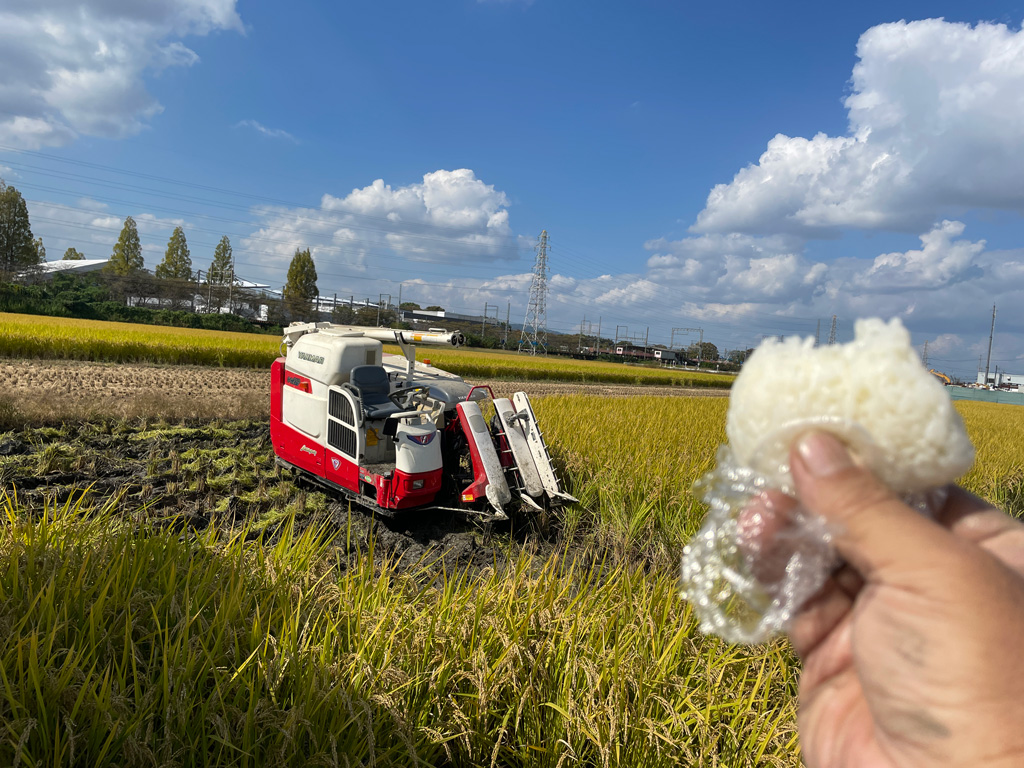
left=411, top=479, right=425, bottom=490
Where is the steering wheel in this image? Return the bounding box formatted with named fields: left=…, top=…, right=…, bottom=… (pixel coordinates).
left=389, top=386, right=431, bottom=410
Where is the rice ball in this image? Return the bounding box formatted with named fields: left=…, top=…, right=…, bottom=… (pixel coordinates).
left=727, top=317, right=974, bottom=493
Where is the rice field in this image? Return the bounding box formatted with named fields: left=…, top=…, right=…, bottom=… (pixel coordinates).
left=0, top=312, right=733, bottom=388
left=1, top=336, right=1023, bottom=765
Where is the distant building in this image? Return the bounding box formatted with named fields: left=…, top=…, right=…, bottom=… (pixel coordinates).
left=32, top=258, right=110, bottom=279
left=977, top=370, right=1024, bottom=388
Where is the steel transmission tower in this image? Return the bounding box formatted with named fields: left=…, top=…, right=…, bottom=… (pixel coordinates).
left=518, top=230, right=550, bottom=355
left=827, top=315, right=838, bottom=346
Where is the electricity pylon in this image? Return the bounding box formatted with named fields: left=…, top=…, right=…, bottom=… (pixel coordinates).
left=518, top=230, right=550, bottom=355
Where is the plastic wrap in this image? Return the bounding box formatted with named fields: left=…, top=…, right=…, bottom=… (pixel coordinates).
left=681, top=420, right=948, bottom=645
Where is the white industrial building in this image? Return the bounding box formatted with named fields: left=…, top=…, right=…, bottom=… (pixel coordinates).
left=977, top=370, right=1024, bottom=388
left=32, top=258, right=110, bottom=279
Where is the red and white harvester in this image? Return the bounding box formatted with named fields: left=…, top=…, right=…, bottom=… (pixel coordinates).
left=270, top=322, right=576, bottom=521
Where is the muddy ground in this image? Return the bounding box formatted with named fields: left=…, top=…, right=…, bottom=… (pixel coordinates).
left=0, top=359, right=726, bottom=574
left=0, top=418, right=547, bottom=575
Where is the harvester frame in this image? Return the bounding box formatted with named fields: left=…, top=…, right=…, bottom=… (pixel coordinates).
left=269, top=322, right=576, bottom=522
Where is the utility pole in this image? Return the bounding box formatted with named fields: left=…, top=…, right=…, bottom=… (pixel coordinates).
left=671, top=327, right=704, bottom=362
left=985, top=303, right=997, bottom=385
left=578, top=315, right=586, bottom=352
left=481, top=303, right=498, bottom=340
left=376, top=293, right=391, bottom=326
left=518, top=230, right=550, bottom=355
left=502, top=303, right=510, bottom=347
left=828, top=315, right=838, bottom=346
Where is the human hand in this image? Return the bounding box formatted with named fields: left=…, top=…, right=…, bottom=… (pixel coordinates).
left=787, top=431, right=1024, bottom=768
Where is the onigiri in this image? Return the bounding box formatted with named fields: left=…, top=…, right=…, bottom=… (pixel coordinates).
left=727, top=317, right=974, bottom=493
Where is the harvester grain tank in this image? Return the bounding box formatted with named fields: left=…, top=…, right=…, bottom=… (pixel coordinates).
left=269, top=322, right=576, bottom=520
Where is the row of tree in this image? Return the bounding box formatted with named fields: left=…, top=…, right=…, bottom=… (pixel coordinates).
left=1, top=177, right=325, bottom=321
left=103, top=215, right=324, bottom=320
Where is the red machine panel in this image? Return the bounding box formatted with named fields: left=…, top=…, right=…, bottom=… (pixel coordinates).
left=324, top=450, right=360, bottom=493
left=382, top=468, right=443, bottom=510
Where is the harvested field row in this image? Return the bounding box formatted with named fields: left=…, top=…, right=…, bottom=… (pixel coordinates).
left=0, top=359, right=727, bottom=428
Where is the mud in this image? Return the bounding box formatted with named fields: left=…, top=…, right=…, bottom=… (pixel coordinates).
left=0, top=419, right=557, bottom=576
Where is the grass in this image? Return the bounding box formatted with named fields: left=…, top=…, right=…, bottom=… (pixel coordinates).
left=411, top=348, right=734, bottom=389
left=0, top=313, right=278, bottom=368
left=534, top=395, right=730, bottom=565
left=956, top=400, right=1024, bottom=517
left=4, top=378, right=1024, bottom=765
left=0, top=492, right=800, bottom=767
left=0, top=312, right=732, bottom=388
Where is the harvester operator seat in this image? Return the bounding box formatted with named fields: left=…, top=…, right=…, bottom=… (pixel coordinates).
left=348, top=365, right=401, bottom=420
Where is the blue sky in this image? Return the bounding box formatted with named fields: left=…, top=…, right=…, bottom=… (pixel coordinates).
left=3, top=1, right=1024, bottom=378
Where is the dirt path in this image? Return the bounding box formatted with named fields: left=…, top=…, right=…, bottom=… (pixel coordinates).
left=1, top=359, right=727, bottom=426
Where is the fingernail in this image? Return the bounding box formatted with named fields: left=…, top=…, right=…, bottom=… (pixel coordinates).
left=796, top=432, right=852, bottom=477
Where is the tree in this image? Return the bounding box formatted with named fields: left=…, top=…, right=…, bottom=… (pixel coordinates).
left=156, top=227, right=192, bottom=280
left=687, top=341, right=720, bottom=362
left=283, top=248, right=318, bottom=320
left=425, top=305, right=445, bottom=312
left=400, top=301, right=421, bottom=310
left=0, top=180, right=39, bottom=278
left=331, top=304, right=356, bottom=324
left=728, top=348, right=755, bottom=364
left=206, top=235, right=233, bottom=312
left=208, top=236, right=233, bottom=283
left=155, top=227, right=193, bottom=309
left=108, top=216, right=144, bottom=276
left=63, top=247, right=85, bottom=260
left=355, top=305, right=381, bottom=326
left=33, top=238, right=45, bottom=262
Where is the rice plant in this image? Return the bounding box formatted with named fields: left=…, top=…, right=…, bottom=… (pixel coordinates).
left=0, top=491, right=800, bottom=767
left=0, top=312, right=732, bottom=388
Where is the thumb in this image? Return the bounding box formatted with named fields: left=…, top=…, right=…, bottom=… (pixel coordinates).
left=791, top=431, right=957, bottom=583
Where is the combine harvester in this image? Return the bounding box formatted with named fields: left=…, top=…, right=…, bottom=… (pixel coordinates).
left=270, top=322, right=576, bottom=521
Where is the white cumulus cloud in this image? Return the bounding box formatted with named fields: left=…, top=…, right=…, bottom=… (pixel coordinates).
left=694, top=19, right=1024, bottom=237
left=0, top=0, right=243, bottom=148
left=242, top=169, right=517, bottom=275
left=856, top=220, right=985, bottom=292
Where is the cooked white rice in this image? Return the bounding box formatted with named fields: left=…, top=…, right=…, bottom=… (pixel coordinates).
left=727, top=317, right=974, bottom=493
